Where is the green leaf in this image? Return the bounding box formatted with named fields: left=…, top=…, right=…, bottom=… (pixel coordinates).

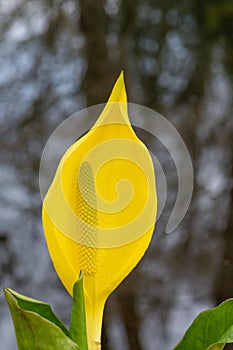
left=69, top=272, right=88, bottom=350
left=4, top=288, right=79, bottom=350
left=173, top=299, right=233, bottom=350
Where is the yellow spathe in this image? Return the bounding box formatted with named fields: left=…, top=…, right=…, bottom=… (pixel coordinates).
left=42, top=72, right=157, bottom=350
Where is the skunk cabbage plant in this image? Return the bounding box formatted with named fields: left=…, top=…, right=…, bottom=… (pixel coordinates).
left=42, top=73, right=157, bottom=349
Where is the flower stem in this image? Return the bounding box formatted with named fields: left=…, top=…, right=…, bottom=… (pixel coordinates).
left=84, top=274, right=105, bottom=350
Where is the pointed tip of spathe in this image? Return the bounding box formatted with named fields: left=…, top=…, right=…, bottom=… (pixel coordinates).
left=93, top=71, right=130, bottom=128
left=108, top=71, right=127, bottom=103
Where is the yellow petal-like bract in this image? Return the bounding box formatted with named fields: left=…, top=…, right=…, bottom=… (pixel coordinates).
left=42, top=72, right=157, bottom=350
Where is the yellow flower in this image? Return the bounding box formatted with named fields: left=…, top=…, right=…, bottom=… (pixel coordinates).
left=42, top=72, right=157, bottom=350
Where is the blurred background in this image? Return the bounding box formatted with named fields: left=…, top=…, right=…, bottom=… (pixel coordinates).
left=0, top=0, right=233, bottom=349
